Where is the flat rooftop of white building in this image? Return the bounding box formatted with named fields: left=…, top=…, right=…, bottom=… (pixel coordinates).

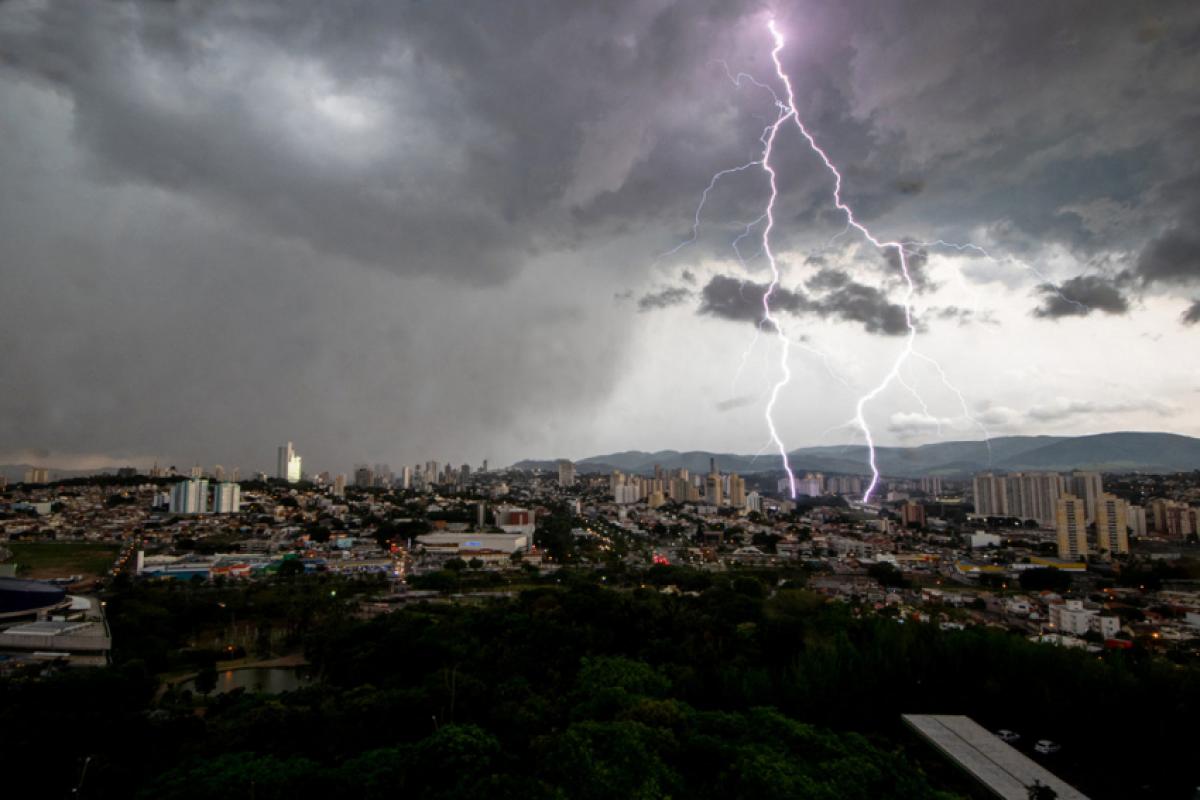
left=903, top=714, right=1087, bottom=800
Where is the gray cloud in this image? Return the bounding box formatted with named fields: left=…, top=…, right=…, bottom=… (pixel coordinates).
left=1183, top=300, right=1200, bottom=325
left=1, top=0, right=1198, bottom=471
left=715, top=394, right=756, bottom=412
left=697, top=274, right=810, bottom=326
left=1033, top=274, right=1130, bottom=318
left=805, top=269, right=911, bottom=336
left=637, top=286, right=691, bottom=311
left=1137, top=228, right=1200, bottom=286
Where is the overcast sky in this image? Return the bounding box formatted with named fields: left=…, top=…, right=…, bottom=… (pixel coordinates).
left=2, top=0, right=1199, bottom=475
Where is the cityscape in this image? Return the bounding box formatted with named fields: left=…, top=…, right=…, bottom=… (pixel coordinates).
left=3, top=1, right=1200, bottom=799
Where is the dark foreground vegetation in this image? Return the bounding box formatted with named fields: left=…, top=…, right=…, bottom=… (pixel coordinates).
left=2, top=574, right=1197, bottom=798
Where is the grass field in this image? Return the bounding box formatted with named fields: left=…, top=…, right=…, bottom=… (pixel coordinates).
left=4, top=542, right=120, bottom=579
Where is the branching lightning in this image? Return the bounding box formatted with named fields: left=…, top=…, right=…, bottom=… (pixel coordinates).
left=667, top=19, right=1027, bottom=506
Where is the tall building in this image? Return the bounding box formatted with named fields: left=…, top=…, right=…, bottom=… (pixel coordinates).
left=557, top=459, right=576, bottom=488
left=706, top=473, right=723, bottom=506
left=170, top=478, right=209, bottom=514
left=211, top=482, right=241, bottom=514
left=23, top=467, right=49, bottom=484
left=1127, top=504, right=1147, bottom=537
left=1056, top=494, right=1089, bottom=560
left=1093, top=493, right=1128, bottom=556
left=277, top=442, right=302, bottom=483
left=919, top=476, right=943, bottom=497
left=972, top=472, right=1007, bottom=516
left=1068, top=471, right=1104, bottom=523
left=901, top=501, right=926, bottom=529
left=728, top=473, right=746, bottom=509
left=354, top=465, right=374, bottom=488
left=796, top=473, right=823, bottom=497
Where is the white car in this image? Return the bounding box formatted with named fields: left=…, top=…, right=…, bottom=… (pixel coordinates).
left=1034, top=739, right=1061, bottom=754
left=996, top=729, right=1020, bottom=744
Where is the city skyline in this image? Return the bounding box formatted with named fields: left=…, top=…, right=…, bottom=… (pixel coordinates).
left=2, top=2, right=1199, bottom=483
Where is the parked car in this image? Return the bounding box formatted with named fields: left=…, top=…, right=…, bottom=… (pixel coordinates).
left=1034, top=739, right=1061, bottom=754
left=996, top=729, right=1020, bottom=744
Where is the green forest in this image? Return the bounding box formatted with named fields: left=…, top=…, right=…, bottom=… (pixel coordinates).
left=2, top=574, right=1197, bottom=798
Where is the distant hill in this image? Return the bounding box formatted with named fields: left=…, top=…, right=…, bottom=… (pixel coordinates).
left=513, top=432, right=1200, bottom=477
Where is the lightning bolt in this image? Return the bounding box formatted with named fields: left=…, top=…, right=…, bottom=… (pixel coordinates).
left=668, top=21, right=1011, bottom=505
left=763, top=19, right=982, bottom=504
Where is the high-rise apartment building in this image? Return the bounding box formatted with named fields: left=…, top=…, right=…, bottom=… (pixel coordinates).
left=705, top=473, right=723, bottom=506
left=728, top=473, right=746, bottom=509
left=211, top=482, right=241, bottom=514
left=277, top=442, right=302, bottom=483
left=557, top=459, right=576, bottom=487
left=170, top=478, right=209, bottom=514
left=354, top=466, right=374, bottom=488
left=1068, top=471, right=1104, bottom=523
left=972, top=472, right=1007, bottom=516
left=24, top=467, right=50, bottom=484
left=1056, top=494, right=1089, bottom=560
left=1094, top=493, right=1128, bottom=556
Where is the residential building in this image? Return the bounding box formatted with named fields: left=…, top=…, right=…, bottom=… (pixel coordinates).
left=1056, top=494, right=1089, bottom=559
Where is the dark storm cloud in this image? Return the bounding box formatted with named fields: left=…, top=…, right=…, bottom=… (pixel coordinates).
left=637, top=286, right=691, bottom=311
left=882, top=243, right=933, bottom=292
left=698, top=274, right=810, bottom=325
left=1183, top=300, right=1200, bottom=326
left=805, top=269, right=911, bottom=336
left=2, top=0, right=1199, bottom=469
left=0, top=0, right=763, bottom=286
left=698, top=270, right=909, bottom=335
left=1033, top=274, right=1131, bottom=318
left=1137, top=228, right=1200, bottom=286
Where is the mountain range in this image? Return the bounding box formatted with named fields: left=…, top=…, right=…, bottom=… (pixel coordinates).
left=513, top=432, right=1200, bottom=478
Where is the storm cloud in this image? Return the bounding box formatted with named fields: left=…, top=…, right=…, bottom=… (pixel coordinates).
left=1033, top=274, right=1131, bottom=318
left=1, top=0, right=1199, bottom=470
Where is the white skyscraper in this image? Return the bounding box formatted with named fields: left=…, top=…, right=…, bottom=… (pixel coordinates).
left=170, top=478, right=208, bottom=514
left=211, top=482, right=241, bottom=514
left=277, top=442, right=302, bottom=483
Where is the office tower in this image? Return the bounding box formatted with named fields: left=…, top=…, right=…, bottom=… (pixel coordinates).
left=277, top=442, right=302, bottom=483
left=1094, top=493, right=1129, bottom=556
left=972, top=472, right=1006, bottom=516
left=170, top=478, right=209, bottom=514
left=1068, top=471, right=1104, bottom=523
left=729, top=473, right=746, bottom=509
left=557, top=459, right=576, bottom=487
left=212, top=482, right=241, bottom=514
left=333, top=474, right=346, bottom=498
left=1056, top=494, right=1089, bottom=560
left=354, top=465, right=374, bottom=488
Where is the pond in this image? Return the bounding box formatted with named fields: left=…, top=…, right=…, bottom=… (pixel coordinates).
left=180, top=666, right=313, bottom=695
